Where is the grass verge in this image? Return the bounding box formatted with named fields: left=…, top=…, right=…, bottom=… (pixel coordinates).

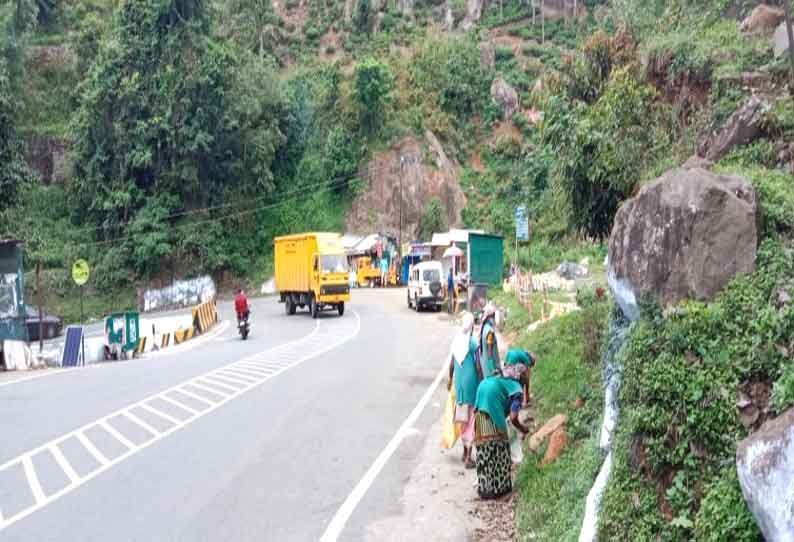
left=504, top=290, right=610, bottom=541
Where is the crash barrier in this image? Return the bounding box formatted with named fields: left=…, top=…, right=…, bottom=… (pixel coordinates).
left=135, top=337, right=147, bottom=356
left=173, top=326, right=195, bottom=345
left=192, top=300, right=219, bottom=334
left=161, top=333, right=171, bottom=348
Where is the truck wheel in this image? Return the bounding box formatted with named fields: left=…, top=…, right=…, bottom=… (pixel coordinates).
left=407, top=292, right=412, bottom=308
left=338, top=302, right=345, bottom=316
left=414, top=295, right=421, bottom=312
left=311, top=296, right=319, bottom=319
left=285, top=298, right=292, bottom=315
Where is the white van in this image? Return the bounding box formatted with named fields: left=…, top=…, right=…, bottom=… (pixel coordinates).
left=407, top=261, right=445, bottom=312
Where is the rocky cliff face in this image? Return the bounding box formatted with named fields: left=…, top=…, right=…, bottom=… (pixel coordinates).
left=346, top=132, right=465, bottom=238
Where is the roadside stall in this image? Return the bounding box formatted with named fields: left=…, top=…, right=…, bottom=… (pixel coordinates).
left=104, top=311, right=141, bottom=360
left=0, top=240, right=27, bottom=369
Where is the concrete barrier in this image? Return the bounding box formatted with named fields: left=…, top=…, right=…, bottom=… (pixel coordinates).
left=192, top=300, right=218, bottom=334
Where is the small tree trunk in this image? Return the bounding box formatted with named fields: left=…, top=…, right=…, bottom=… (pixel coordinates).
left=541, top=0, right=545, bottom=43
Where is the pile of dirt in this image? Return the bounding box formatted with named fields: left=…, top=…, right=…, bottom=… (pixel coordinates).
left=472, top=493, right=517, bottom=542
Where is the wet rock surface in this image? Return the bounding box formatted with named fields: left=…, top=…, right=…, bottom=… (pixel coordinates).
left=608, top=167, right=759, bottom=310
left=736, top=408, right=794, bottom=542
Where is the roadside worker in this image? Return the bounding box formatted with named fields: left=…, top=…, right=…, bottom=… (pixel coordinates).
left=479, top=303, right=501, bottom=377
left=473, top=373, right=530, bottom=499
left=504, top=348, right=536, bottom=408
left=447, top=267, right=455, bottom=314
left=380, top=257, right=389, bottom=287
left=447, top=312, right=482, bottom=469
left=234, top=288, right=249, bottom=322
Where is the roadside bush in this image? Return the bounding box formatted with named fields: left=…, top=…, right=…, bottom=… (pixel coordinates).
left=600, top=237, right=794, bottom=541
left=772, top=364, right=794, bottom=414
left=495, top=46, right=514, bottom=63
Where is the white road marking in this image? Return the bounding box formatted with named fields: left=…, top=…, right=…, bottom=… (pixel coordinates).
left=21, top=457, right=46, bottom=505
left=100, top=420, right=137, bottom=451
left=0, top=312, right=360, bottom=533
left=0, top=319, right=230, bottom=391
left=205, top=374, right=248, bottom=390
left=188, top=381, right=230, bottom=399
left=76, top=431, right=109, bottom=466
left=198, top=377, right=238, bottom=394
left=205, top=373, right=249, bottom=388
left=217, top=369, right=258, bottom=382
left=158, top=394, right=199, bottom=416
left=139, top=403, right=181, bottom=426
left=122, top=411, right=160, bottom=438
left=48, top=445, right=79, bottom=485
left=0, top=368, right=75, bottom=389
left=175, top=388, right=217, bottom=406
left=319, top=356, right=448, bottom=542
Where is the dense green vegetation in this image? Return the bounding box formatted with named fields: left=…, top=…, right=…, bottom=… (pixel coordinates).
left=2, top=0, right=794, bottom=538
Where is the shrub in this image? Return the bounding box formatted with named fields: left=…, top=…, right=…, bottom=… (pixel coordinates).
left=772, top=364, right=794, bottom=414
left=495, top=46, right=515, bottom=63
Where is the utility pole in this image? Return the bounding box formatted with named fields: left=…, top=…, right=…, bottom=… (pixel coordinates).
left=784, top=0, right=794, bottom=96
left=36, top=261, right=43, bottom=354
left=399, top=156, right=404, bottom=276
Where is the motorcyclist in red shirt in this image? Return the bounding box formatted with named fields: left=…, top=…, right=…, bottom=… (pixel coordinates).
left=234, top=289, right=249, bottom=322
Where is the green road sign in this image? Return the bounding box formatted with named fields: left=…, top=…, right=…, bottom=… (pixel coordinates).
left=72, top=259, right=90, bottom=286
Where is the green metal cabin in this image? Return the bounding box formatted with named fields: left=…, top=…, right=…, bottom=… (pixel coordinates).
left=467, top=233, right=504, bottom=286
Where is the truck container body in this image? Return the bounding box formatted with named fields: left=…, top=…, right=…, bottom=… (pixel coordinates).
left=274, top=233, right=350, bottom=318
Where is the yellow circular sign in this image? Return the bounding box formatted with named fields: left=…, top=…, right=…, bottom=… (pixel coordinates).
left=72, top=259, right=90, bottom=286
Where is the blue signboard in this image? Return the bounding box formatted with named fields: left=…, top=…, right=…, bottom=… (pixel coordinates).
left=515, top=205, right=529, bottom=241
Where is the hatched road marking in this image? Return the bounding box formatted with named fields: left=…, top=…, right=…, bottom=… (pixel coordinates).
left=0, top=312, right=360, bottom=533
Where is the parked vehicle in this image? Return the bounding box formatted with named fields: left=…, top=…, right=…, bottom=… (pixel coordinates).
left=407, top=261, right=444, bottom=312
left=274, top=232, right=351, bottom=318
left=25, top=306, right=63, bottom=341
left=355, top=256, right=381, bottom=288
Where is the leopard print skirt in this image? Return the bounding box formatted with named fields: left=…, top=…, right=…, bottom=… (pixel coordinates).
left=474, top=412, right=512, bottom=499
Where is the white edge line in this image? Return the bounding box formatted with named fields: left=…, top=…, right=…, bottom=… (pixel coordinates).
left=0, top=313, right=357, bottom=533
left=0, top=368, right=74, bottom=389
left=21, top=456, right=46, bottom=505
left=48, top=444, right=79, bottom=485
left=319, top=351, right=447, bottom=542
left=0, top=319, right=230, bottom=391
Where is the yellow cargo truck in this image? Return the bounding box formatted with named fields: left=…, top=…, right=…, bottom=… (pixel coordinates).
left=274, top=232, right=351, bottom=318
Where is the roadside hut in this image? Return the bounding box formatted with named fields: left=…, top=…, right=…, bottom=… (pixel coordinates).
left=0, top=240, right=27, bottom=367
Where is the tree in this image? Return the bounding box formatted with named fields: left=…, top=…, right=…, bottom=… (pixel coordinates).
left=419, top=198, right=448, bottom=240
left=354, top=0, right=371, bottom=34
left=783, top=0, right=794, bottom=94
left=353, top=57, right=392, bottom=136
left=0, top=59, right=30, bottom=213
left=70, top=0, right=279, bottom=282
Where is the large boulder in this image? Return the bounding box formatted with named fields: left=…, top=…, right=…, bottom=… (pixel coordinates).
left=736, top=408, right=794, bottom=542
left=608, top=168, right=759, bottom=312
left=740, top=5, right=785, bottom=33
left=773, top=22, right=792, bottom=58
left=490, top=77, right=519, bottom=120
left=699, top=96, right=767, bottom=161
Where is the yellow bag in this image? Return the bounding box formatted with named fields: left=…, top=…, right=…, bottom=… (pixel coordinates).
left=441, top=387, right=460, bottom=449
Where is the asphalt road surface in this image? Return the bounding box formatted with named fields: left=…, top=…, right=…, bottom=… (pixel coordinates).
left=0, top=289, right=455, bottom=541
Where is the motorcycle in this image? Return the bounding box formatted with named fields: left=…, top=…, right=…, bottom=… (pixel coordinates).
left=238, top=312, right=251, bottom=340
